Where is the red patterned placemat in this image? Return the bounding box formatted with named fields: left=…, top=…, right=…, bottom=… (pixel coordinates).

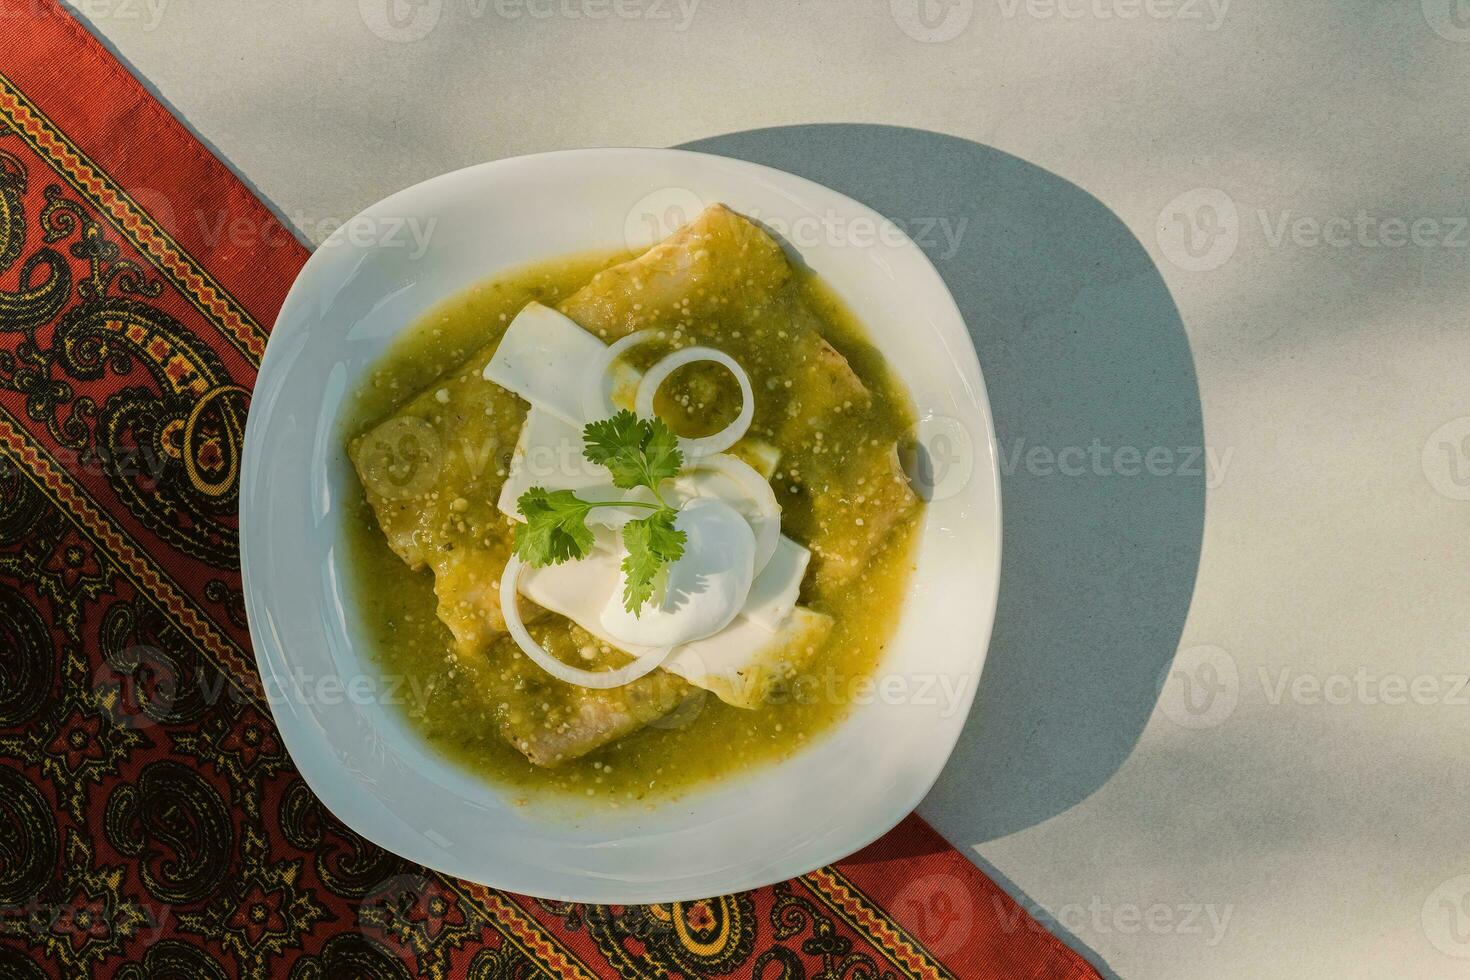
left=0, top=4, right=1101, bottom=977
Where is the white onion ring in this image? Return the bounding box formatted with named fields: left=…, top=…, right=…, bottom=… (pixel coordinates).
left=634, top=347, right=754, bottom=460
left=580, top=329, right=660, bottom=422
left=686, top=453, right=781, bottom=575
left=499, top=555, right=672, bottom=689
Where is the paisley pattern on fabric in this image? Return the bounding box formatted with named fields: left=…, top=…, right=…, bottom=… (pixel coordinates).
left=541, top=895, right=759, bottom=977
left=0, top=184, right=250, bottom=568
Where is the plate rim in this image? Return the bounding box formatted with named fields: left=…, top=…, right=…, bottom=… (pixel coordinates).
left=240, top=145, right=1003, bottom=902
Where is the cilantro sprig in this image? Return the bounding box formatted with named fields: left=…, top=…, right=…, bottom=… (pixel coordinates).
left=513, top=410, right=687, bottom=616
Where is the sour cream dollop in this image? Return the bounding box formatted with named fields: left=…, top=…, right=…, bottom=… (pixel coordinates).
left=600, top=496, right=756, bottom=649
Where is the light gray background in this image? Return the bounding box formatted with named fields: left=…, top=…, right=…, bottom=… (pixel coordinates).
left=73, top=2, right=1470, bottom=976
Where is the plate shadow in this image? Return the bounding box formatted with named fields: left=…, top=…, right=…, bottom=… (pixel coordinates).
left=680, top=125, right=1204, bottom=848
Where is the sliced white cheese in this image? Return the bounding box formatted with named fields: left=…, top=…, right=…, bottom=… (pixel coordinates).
left=672, top=607, right=832, bottom=708
left=519, top=548, right=622, bottom=622
left=518, top=506, right=806, bottom=632
left=484, top=300, right=815, bottom=691
left=740, top=535, right=810, bottom=632
left=482, top=302, right=605, bottom=426
left=489, top=301, right=781, bottom=515
left=674, top=460, right=780, bottom=576
left=502, top=414, right=810, bottom=636
left=518, top=549, right=830, bottom=709
left=600, top=497, right=755, bottom=649
left=497, top=408, right=623, bottom=518
left=734, top=439, right=781, bottom=480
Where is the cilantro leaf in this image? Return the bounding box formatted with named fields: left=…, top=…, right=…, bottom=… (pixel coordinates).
left=514, top=412, right=689, bottom=614
left=642, top=419, right=683, bottom=489
left=582, top=410, right=683, bottom=492
left=513, top=487, right=596, bottom=565
left=620, top=509, right=687, bottom=616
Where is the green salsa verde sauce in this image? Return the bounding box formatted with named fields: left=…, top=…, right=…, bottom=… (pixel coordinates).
left=341, top=251, right=922, bottom=807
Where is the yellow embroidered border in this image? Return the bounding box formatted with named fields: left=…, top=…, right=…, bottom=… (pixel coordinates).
left=0, top=72, right=269, bottom=365
left=804, top=866, right=957, bottom=980
left=0, top=410, right=261, bottom=699
left=455, top=884, right=598, bottom=980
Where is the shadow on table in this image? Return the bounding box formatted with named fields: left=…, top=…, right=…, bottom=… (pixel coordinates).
left=681, top=126, right=1202, bottom=974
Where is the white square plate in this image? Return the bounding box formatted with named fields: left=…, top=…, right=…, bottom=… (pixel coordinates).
left=240, top=148, right=1001, bottom=902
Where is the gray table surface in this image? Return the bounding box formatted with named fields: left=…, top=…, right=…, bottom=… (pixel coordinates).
left=75, top=3, right=1470, bottom=976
